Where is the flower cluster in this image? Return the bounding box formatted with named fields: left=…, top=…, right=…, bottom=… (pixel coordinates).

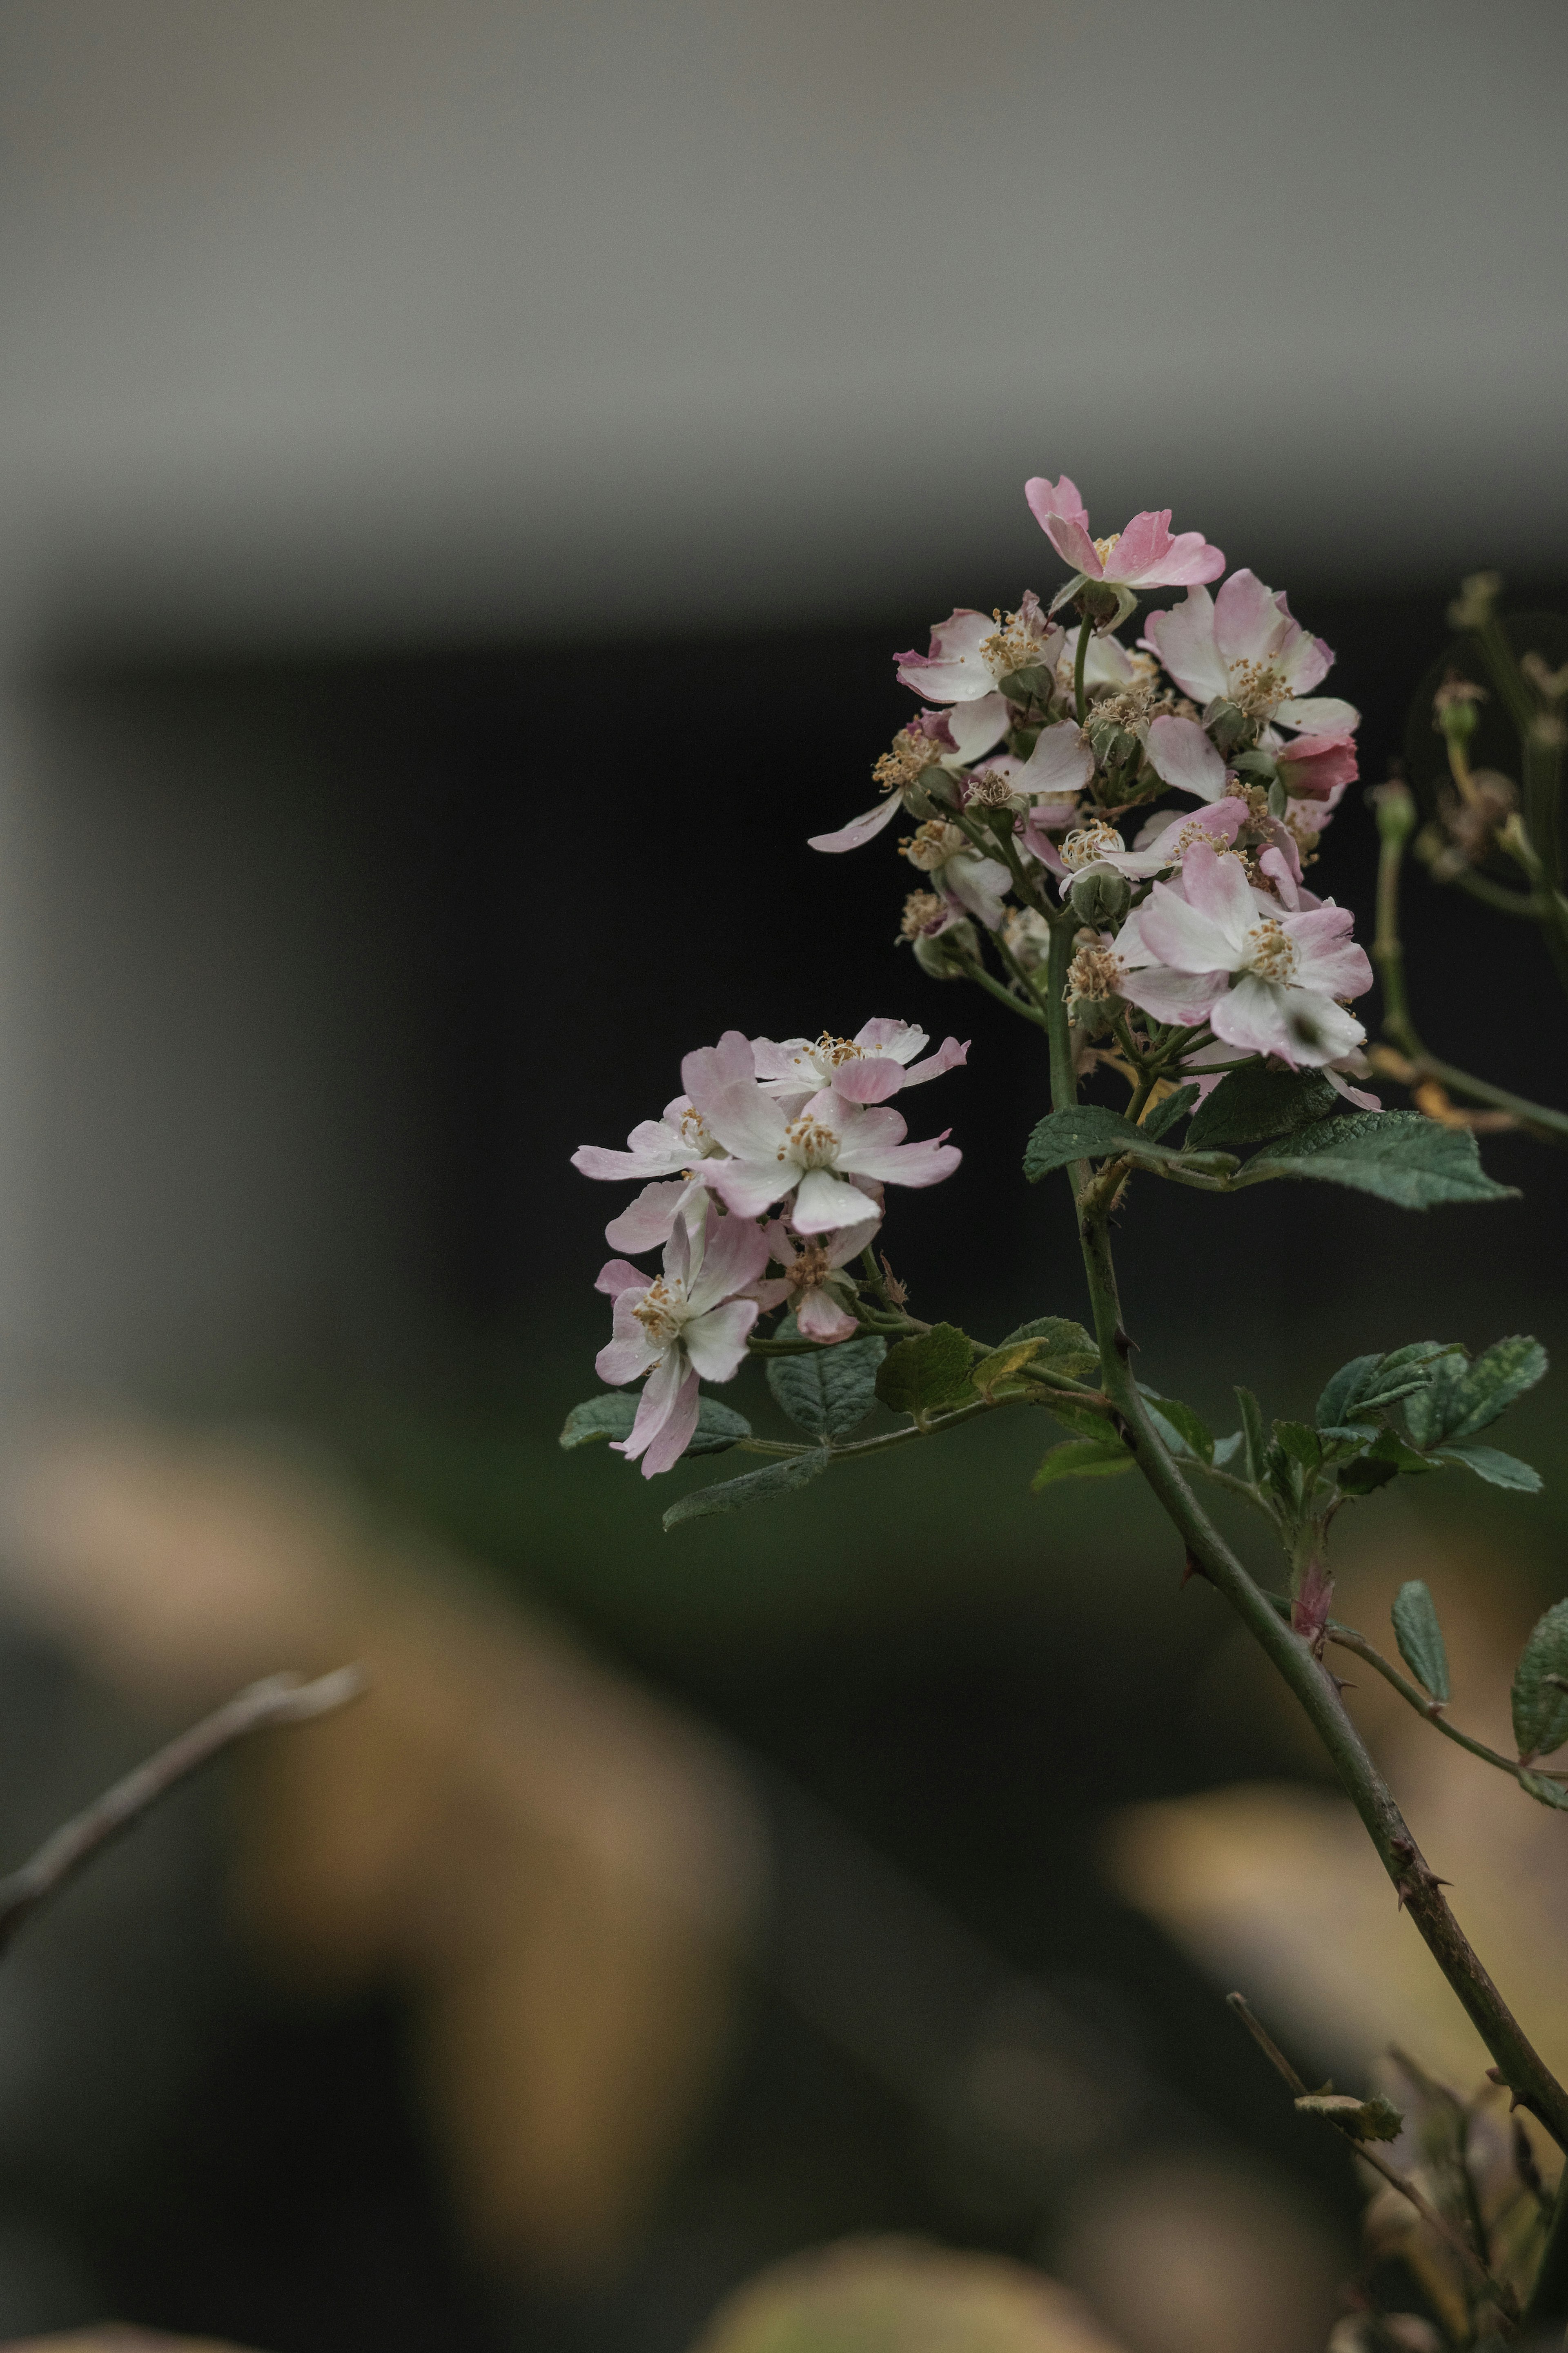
left=813, top=474, right=1373, bottom=1094
left=573, top=1022, right=965, bottom=1472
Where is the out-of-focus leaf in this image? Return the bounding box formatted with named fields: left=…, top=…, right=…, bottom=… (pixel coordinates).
left=1031, top=1437, right=1134, bottom=1491
left=1236, top=1112, right=1519, bottom=1208
left=561, top=1394, right=751, bottom=1454
left=1236, top=1386, right=1267, bottom=1484
left=1408, top=1335, right=1548, bottom=1446
left=664, top=1449, right=829, bottom=1531
left=1294, top=2091, right=1405, bottom=2142
left=1392, top=1580, right=1451, bottom=1703
left=766, top=1333, right=885, bottom=1439
left=1187, top=1066, right=1338, bottom=1151
left=1273, top=1421, right=1323, bottom=1474
left=875, top=1323, right=976, bottom=1415
left=1511, top=1600, right=1568, bottom=1762
left=1316, top=1343, right=1458, bottom=1430
left=1140, top=1390, right=1214, bottom=1462
left=1140, top=1082, right=1199, bottom=1142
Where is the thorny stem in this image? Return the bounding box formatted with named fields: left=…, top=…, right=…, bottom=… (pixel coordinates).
left=1069, top=1186, right=1568, bottom=2152
left=0, top=1669, right=365, bottom=1955
left=1322, top=1621, right=1568, bottom=1795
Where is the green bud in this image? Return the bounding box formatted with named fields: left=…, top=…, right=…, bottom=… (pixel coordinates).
left=997, top=663, right=1055, bottom=706
left=1205, top=699, right=1250, bottom=755
left=913, top=918, right=979, bottom=981
left=1436, top=696, right=1479, bottom=745
left=1267, top=779, right=1289, bottom=819
left=1231, top=749, right=1278, bottom=780
left=902, top=776, right=944, bottom=821
left=1068, top=863, right=1131, bottom=927
left=1075, top=581, right=1122, bottom=627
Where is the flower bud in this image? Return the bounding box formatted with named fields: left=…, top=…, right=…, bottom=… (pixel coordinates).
left=996, top=662, right=1055, bottom=706
left=1069, top=863, right=1131, bottom=927
left=913, top=917, right=979, bottom=980
left=1447, top=569, right=1501, bottom=631
left=901, top=775, right=947, bottom=822
left=1203, top=699, right=1251, bottom=755
left=1074, top=581, right=1122, bottom=627
left=1371, top=779, right=1418, bottom=846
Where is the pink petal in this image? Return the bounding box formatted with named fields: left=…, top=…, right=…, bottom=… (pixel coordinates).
left=1019, top=720, right=1095, bottom=796
left=1207, top=974, right=1297, bottom=1061
left=1102, top=509, right=1172, bottom=583
left=1137, top=872, right=1241, bottom=973
left=944, top=694, right=1010, bottom=763
left=1213, top=569, right=1283, bottom=667
left=831, top=1056, right=908, bottom=1104
left=796, top=1289, right=861, bottom=1343
left=1043, top=513, right=1101, bottom=576
left=604, top=1179, right=688, bottom=1252
left=595, top=1256, right=648, bottom=1297
left=1152, top=530, right=1226, bottom=587
left=682, top=1072, right=784, bottom=1159
left=708, top=1158, right=792, bottom=1219
left=1024, top=474, right=1089, bottom=532
left=1119, top=964, right=1227, bottom=1026
left=1176, top=842, right=1254, bottom=944
left=684, top=1296, right=760, bottom=1382
left=899, top=1035, right=969, bottom=1087
left=809, top=796, right=903, bottom=853
left=1143, top=587, right=1226, bottom=703
left=1275, top=695, right=1357, bottom=734
left=621, top=1358, right=702, bottom=1477
left=792, top=1166, right=880, bottom=1233
left=1146, top=713, right=1227, bottom=803
left=688, top=1211, right=772, bottom=1313
left=894, top=609, right=997, bottom=703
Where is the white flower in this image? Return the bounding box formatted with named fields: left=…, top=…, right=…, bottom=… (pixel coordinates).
left=810, top=696, right=1009, bottom=854
left=1144, top=571, right=1358, bottom=734
left=595, top=1206, right=768, bottom=1476
left=748, top=1215, right=882, bottom=1343
left=751, top=1019, right=967, bottom=1112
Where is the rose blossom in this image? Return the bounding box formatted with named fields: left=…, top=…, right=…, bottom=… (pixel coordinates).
left=748, top=1214, right=882, bottom=1344
left=1144, top=570, right=1358, bottom=735
left=1025, top=475, right=1225, bottom=618
left=595, top=1205, right=769, bottom=1476
left=751, top=1019, right=968, bottom=1111
left=811, top=696, right=1010, bottom=854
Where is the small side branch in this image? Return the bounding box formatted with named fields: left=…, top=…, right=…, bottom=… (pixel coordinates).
left=0, top=1667, right=366, bottom=1956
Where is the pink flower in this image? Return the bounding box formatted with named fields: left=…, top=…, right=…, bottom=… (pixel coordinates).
left=684, top=1033, right=961, bottom=1232
left=595, top=1207, right=769, bottom=1476
left=751, top=1019, right=968, bottom=1111
left=894, top=595, right=1063, bottom=703
left=1276, top=729, right=1359, bottom=801
left=810, top=695, right=1009, bottom=854
left=1025, top=475, right=1224, bottom=618
left=1145, top=712, right=1229, bottom=802
left=1144, top=571, right=1357, bottom=734
left=748, top=1214, right=882, bottom=1344
left=1117, top=842, right=1372, bottom=1066
left=573, top=1029, right=752, bottom=1251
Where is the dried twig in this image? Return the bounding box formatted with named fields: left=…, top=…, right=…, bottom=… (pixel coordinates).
left=0, top=1666, right=366, bottom=1954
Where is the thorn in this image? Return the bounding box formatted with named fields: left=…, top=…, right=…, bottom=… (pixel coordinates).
left=1328, top=1673, right=1355, bottom=1694
left=1391, top=1834, right=1418, bottom=1861
left=1113, top=1325, right=1135, bottom=1360
left=1181, top=1546, right=1212, bottom=1589
left=1395, top=1878, right=1418, bottom=1911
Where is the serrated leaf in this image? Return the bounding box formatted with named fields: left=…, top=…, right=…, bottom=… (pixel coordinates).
left=766, top=1331, right=885, bottom=1439
left=1431, top=1441, right=1543, bottom=1492
left=1236, top=1111, right=1519, bottom=1208
left=663, top=1447, right=830, bottom=1530
left=561, top=1392, right=751, bottom=1454
left=1337, top=1452, right=1400, bottom=1497
left=1031, top=1436, right=1134, bottom=1490
left=1187, top=1065, right=1339, bottom=1151
left=1314, top=1354, right=1380, bottom=1430
left=875, top=1323, right=976, bottom=1415
left=1141, top=1082, right=1199, bottom=1142
left=994, top=1316, right=1100, bottom=1380
left=1316, top=1344, right=1458, bottom=1430
left=1274, top=1420, right=1323, bottom=1474
left=1046, top=1397, right=1118, bottom=1442
left=1023, top=1105, right=1147, bottom=1178
left=1236, top=1386, right=1267, bottom=1484
left=1517, top=1769, right=1568, bottom=1811
left=1512, top=1600, right=1568, bottom=1762
left=1316, top=1422, right=1382, bottom=1450
left=1140, top=1389, right=1214, bottom=1462
left=1392, top=1580, right=1451, bottom=1702
left=1212, top=1432, right=1244, bottom=1468
left=1428, top=1336, right=1549, bottom=1444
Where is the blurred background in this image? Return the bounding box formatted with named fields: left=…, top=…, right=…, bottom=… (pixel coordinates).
left=0, top=4, right=1564, bottom=2350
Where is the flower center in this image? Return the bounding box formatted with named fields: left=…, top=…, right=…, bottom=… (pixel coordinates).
left=1093, top=533, right=1122, bottom=568
left=873, top=727, right=943, bottom=796
left=788, top=1242, right=833, bottom=1291
left=900, top=890, right=947, bottom=939
left=1243, top=918, right=1299, bottom=984
left=980, top=603, right=1054, bottom=680
left=1067, top=939, right=1126, bottom=1005
left=780, top=1114, right=840, bottom=1169
left=1060, top=821, right=1126, bottom=870
left=809, top=1033, right=862, bottom=1066
left=963, top=768, right=1020, bottom=810
left=1228, top=658, right=1285, bottom=719
left=900, top=819, right=967, bottom=872
left=678, top=1107, right=719, bottom=1158
left=632, top=1277, right=686, bottom=1349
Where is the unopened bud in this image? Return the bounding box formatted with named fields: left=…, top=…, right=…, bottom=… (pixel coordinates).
left=913, top=917, right=979, bottom=980
left=1267, top=778, right=1289, bottom=819
left=1075, top=581, right=1121, bottom=627
left=1371, top=779, right=1418, bottom=845
left=1448, top=570, right=1502, bottom=631
left=1069, top=863, right=1131, bottom=927
left=901, top=776, right=945, bottom=821
left=996, top=662, right=1055, bottom=706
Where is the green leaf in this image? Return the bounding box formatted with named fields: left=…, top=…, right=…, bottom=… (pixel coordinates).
left=875, top=1323, right=976, bottom=1415
left=1140, top=1389, right=1214, bottom=1462
left=1418, top=1335, right=1548, bottom=1445
left=1392, top=1580, right=1451, bottom=1702
left=1031, top=1436, right=1135, bottom=1490
left=1212, top=1432, right=1245, bottom=1468
left=1236, top=1111, right=1519, bottom=1209
left=1023, top=1104, right=1146, bottom=1178
left=1517, top=1769, right=1568, bottom=1811
left=1046, top=1397, right=1118, bottom=1442
left=1431, top=1441, right=1543, bottom=1492
left=1337, top=1452, right=1399, bottom=1497
left=1236, top=1386, right=1267, bottom=1484
left=1187, top=1065, right=1339, bottom=1151
left=1141, top=1082, right=1199, bottom=1142
left=1513, top=1601, right=1568, bottom=1762
left=561, top=1392, right=751, bottom=1455
left=664, top=1447, right=830, bottom=1530
left=1316, top=1343, right=1459, bottom=1429
left=1273, top=1419, right=1323, bottom=1474
left=766, top=1331, right=885, bottom=1439
left=994, top=1315, right=1100, bottom=1378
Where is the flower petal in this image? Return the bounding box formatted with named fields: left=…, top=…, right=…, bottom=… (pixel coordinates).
left=1019, top=719, right=1095, bottom=796
left=1146, top=713, right=1228, bottom=802
left=792, top=1166, right=879, bottom=1233
left=1143, top=587, right=1227, bottom=703
left=1137, top=871, right=1243, bottom=972
left=683, top=1296, right=760, bottom=1382
left=1119, top=964, right=1227, bottom=1026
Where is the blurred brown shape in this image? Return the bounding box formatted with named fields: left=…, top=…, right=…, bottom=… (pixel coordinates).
left=688, top=2235, right=1129, bottom=2353
left=0, top=1416, right=767, bottom=2276
left=2, top=2336, right=254, bottom=2352
left=1105, top=1531, right=1568, bottom=2126
left=1051, top=2154, right=1342, bottom=2353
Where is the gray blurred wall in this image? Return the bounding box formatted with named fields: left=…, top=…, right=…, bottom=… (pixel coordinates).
left=0, top=0, right=1564, bottom=1384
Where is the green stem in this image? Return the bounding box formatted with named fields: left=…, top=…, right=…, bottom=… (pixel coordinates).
left=955, top=951, right=1051, bottom=1028
left=1321, top=1621, right=1568, bottom=1794
left=1071, top=1194, right=1568, bottom=2150
left=1073, top=615, right=1093, bottom=725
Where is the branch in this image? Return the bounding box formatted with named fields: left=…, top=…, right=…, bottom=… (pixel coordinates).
left=0, top=1667, right=366, bottom=1955
left=1322, top=1621, right=1566, bottom=1796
